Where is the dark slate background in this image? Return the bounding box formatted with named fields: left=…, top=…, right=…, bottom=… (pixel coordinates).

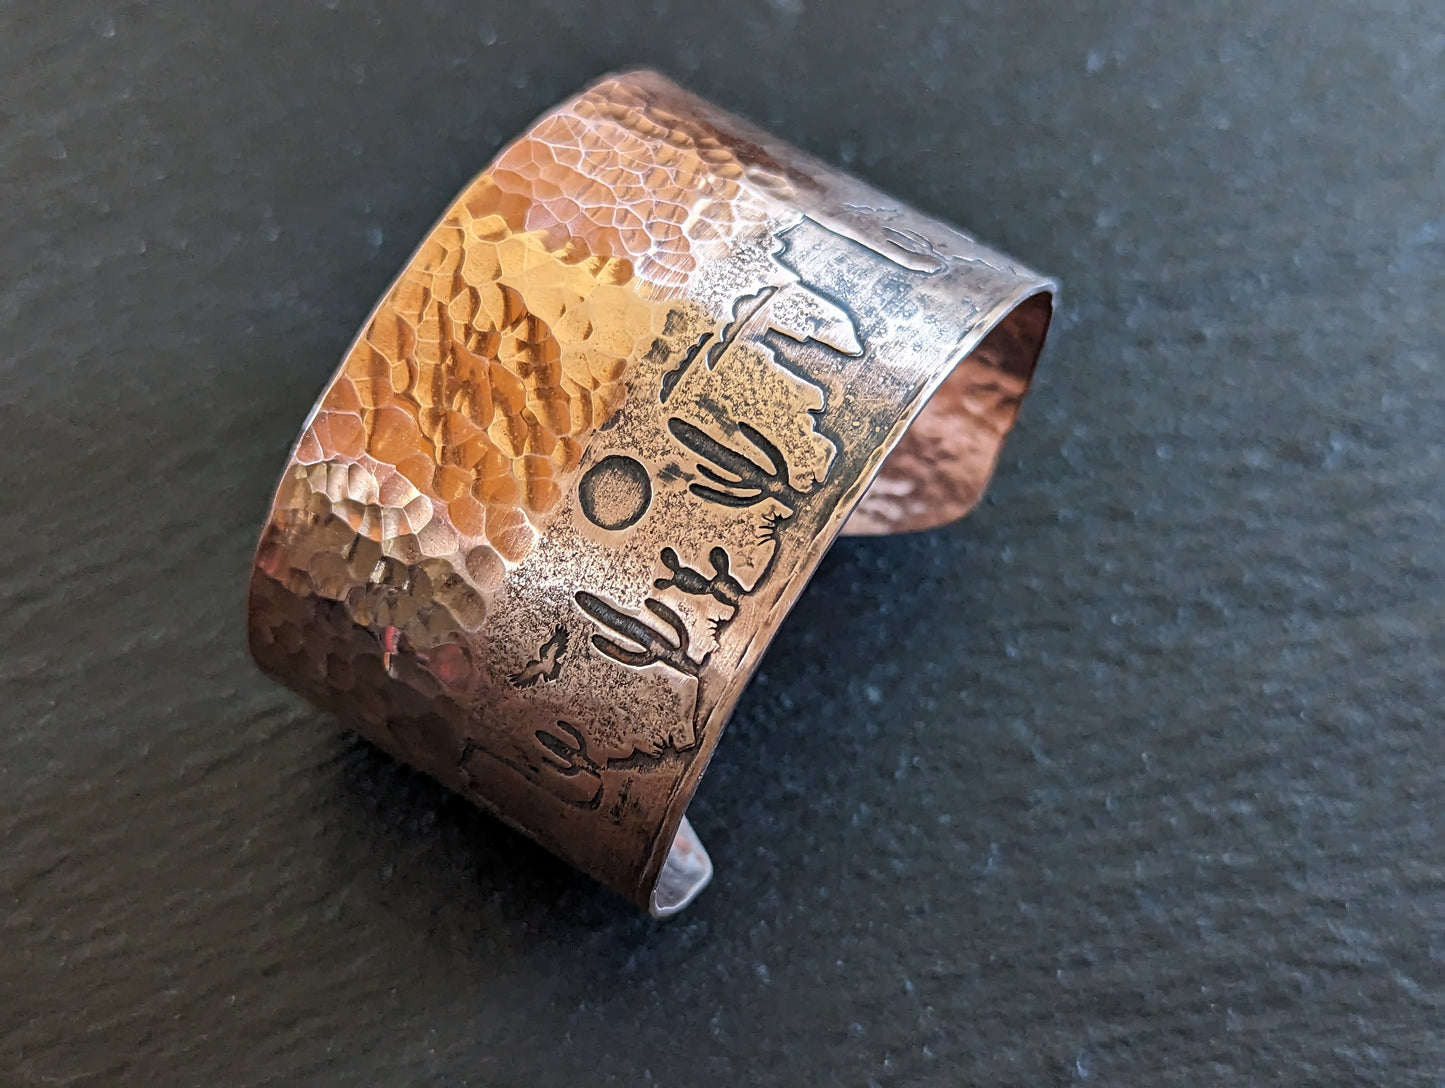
left=3, top=1, right=1443, bottom=1084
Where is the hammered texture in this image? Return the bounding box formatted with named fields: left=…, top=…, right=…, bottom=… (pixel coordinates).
left=492, top=75, right=796, bottom=292
left=290, top=199, right=663, bottom=557
left=258, top=73, right=800, bottom=633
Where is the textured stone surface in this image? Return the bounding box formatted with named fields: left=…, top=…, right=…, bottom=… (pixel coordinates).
left=3, top=1, right=1444, bottom=1084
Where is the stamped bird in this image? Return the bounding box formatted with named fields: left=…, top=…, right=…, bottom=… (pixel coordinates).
left=509, top=625, right=570, bottom=688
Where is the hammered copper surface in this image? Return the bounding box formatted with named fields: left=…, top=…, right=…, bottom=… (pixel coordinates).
left=248, top=70, right=1055, bottom=913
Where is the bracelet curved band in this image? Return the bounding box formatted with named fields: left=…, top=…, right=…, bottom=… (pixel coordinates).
left=247, top=70, right=1055, bottom=916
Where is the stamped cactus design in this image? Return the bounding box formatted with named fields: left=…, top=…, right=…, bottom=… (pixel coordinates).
left=574, top=591, right=710, bottom=679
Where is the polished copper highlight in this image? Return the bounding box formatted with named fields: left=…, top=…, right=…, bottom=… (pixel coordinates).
left=248, top=70, right=1055, bottom=915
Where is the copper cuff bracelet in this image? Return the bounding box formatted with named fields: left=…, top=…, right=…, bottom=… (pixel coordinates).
left=247, top=70, right=1055, bottom=915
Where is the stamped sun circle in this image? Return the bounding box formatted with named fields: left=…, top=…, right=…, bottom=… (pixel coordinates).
left=578, top=455, right=653, bottom=531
